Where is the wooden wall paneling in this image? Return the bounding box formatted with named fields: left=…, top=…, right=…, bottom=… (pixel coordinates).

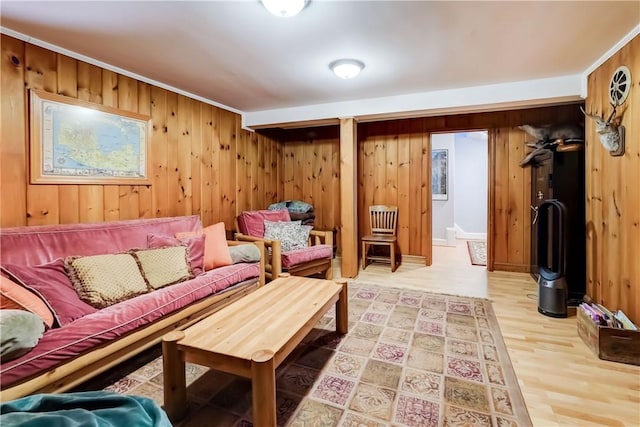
left=319, top=138, right=333, bottom=231
left=339, top=118, right=358, bottom=278
left=101, top=70, right=120, bottom=221
left=311, top=138, right=322, bottom=217
left=586, top=35, right=639, bottom=322
left=331, top=133, right=341, bottom=249
left=199, top=105, right=214, bottom=226
left=56, top=55, right=79, bottom=224
left=77, top=62, right=104, bottom=223
left=218, top=108, right=236, bottom=230
left=420, top=129, right=430, bottom=261
left=359, top=125, right=375, bottom=244
left=396, top=120, right=411, bottom=257
left=209, top=107, right=222, bottom=225
left=625, top=42, right=640, bottom=321
left=487, top=129, right=497, bottom=271
left=165, top=92, right=180, bottom=218
left=116, top=75, right=139, bottom=220
left=492, top=127, right=511, bottom=266
left=256, top=133, right=265, bottom=210
left=190, top=101, right=202, bottom=219
left=506, top=127, right=529, bottom=269
left=150, top=86, right=168, bottom=218
left=408, top=120, right=423, bottom=256
left=235, top=127, right=247, bottom=214
left=250, top=131, right=260, bottom=209
left=24, top=44, right=59, bottom=226
left=137, top=82, right=152, bottom=218
left=1, top=35, right=27, bottom=227
left=386, top=123, right=399, bottom=210
left=295, top=142, right=305, bottom=202
left=282, top=141, right=294, bottom=202
left=373, top=122, right=386, bottom=205
left=176, top=95, right=193, bottom=216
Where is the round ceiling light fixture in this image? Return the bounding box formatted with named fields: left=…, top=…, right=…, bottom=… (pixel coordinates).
left=330, top=59, right=365, bottom=79
left=260, top=0, right=309, bottom=17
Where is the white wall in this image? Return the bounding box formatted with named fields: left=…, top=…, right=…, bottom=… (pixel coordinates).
left=454, top=131, right=488, bottom=238
left=431, top=133, right=455, bottom=245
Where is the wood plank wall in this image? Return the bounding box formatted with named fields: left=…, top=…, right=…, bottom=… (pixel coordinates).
left=278, top=105, right=583, bottom=271
left=585, top=35, right=639, bottom=323
left=280, top=126, right=341, bottom=239
left=0, top=35, right=280, bottom=231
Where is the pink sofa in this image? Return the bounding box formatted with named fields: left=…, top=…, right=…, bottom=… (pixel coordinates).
left=0, top=215, right=265, bottom=401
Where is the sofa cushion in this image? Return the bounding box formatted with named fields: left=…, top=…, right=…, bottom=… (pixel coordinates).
left=147, top=233, right=205, bottom=276
left=264, top=220, right=310, bottom=252
left=281, top=245, right=333, bottom=269
left=65, top=254, right=150, bottom=309
left=131, top=247, right=193, bottom=290
left=228, top=244, right=261, bottom=264
left=237, top=209, right=291, bottom=238
left=1, top=260, right=98, bottom=327
left=0, top=275, right=55, bottom=328
left=0, top=309, right=45, bottom=362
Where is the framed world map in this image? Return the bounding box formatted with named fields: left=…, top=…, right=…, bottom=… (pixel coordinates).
left=29, top=90, right=151, bottom=185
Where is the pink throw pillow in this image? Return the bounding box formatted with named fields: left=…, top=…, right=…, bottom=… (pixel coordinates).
left=237, top=209, right=291, bottom=237
left=147, top=233, right=205, bottom=276
left=0, top=274, right=55, bottom=328
left=1, top=259, right=98, bottom=327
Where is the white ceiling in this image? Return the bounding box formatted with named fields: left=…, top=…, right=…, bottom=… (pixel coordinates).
left=2, top=1, right=639, bottom=128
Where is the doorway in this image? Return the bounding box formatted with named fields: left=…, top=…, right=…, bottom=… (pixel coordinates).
left=431, top=131, right=488, bottom=268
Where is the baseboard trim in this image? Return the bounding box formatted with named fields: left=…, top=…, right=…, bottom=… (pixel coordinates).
left=492, top=263, right=530, bottom=273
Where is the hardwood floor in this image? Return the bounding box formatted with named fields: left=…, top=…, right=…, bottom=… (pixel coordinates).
left=336, top=240, right=640, bottom=427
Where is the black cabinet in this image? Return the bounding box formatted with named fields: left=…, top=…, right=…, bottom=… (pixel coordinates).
left=530, top=149, right=586, bottom=301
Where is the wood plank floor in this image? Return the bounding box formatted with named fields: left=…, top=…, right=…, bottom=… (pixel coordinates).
left=336, top=240, right=640, bottom=426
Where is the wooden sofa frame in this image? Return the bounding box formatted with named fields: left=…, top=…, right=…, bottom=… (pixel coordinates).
left=0, top=241, right=265, bottom=402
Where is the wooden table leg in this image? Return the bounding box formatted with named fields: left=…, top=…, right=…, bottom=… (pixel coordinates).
left=335, top=279, right=349, bottom=334
left=162, top=331, right=186, bottom=422
left=251, top=350, right=276, bottom=427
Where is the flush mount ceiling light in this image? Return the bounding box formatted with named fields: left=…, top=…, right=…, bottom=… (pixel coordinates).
left=260, top=0, right=309, bottom=17
left=330, top=59, right=365, bottom=79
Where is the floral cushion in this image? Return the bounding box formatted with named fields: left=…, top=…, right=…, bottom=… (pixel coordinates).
left=281, top=245, right=333, bottom=268
left=263, top=221, right=311, bottom=252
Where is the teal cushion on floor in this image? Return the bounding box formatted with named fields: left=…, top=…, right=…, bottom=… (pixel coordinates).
left=0, top=391, right=171, bottom=427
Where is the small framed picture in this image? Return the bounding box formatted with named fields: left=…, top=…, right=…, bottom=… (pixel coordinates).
left=432, top=149, right=448, bottom=200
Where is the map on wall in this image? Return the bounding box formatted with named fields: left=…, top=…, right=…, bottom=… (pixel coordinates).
left=30, top=89, right=151, bottom=185
left=43, top=102, right=146, bottom=178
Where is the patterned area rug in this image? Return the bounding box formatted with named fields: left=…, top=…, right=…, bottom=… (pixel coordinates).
left=467, top=240, right=487, bottom=266
left=76, top=282, right=531, bottom=426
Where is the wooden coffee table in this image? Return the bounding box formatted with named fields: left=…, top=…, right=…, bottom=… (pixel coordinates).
left=162, top=275, right=348, bottom=426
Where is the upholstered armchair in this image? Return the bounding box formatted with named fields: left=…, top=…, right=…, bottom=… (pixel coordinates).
left=235, top=209, right=333, bottom=281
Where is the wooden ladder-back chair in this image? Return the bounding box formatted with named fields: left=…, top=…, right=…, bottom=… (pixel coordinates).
left=361, top=205, right=398, bottom=272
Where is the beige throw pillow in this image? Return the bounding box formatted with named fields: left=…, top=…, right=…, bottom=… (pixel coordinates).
left=131, top=246, right=193, bottom=289
left=66, top=254, right=150, bottom=308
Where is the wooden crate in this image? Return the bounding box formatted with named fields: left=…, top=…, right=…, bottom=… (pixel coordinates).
left=577, top=307, right=640, bottom=365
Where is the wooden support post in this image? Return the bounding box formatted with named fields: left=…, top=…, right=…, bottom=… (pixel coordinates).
left=162, top=331, right=186, bottom=422
left=335, top=278, right=349, bottom=334
left=251, top=349, right=276, bottom=427
left=340, top=117, right=358, bottom=278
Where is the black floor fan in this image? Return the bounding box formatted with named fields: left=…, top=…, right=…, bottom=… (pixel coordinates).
left=536, top=199, right=568, bottom=318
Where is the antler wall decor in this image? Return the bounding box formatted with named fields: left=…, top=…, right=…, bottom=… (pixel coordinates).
left=581, top=102, right=625, bottom=157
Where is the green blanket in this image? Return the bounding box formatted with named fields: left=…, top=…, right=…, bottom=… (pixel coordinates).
left=0, top=391, right=171, bottom=427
